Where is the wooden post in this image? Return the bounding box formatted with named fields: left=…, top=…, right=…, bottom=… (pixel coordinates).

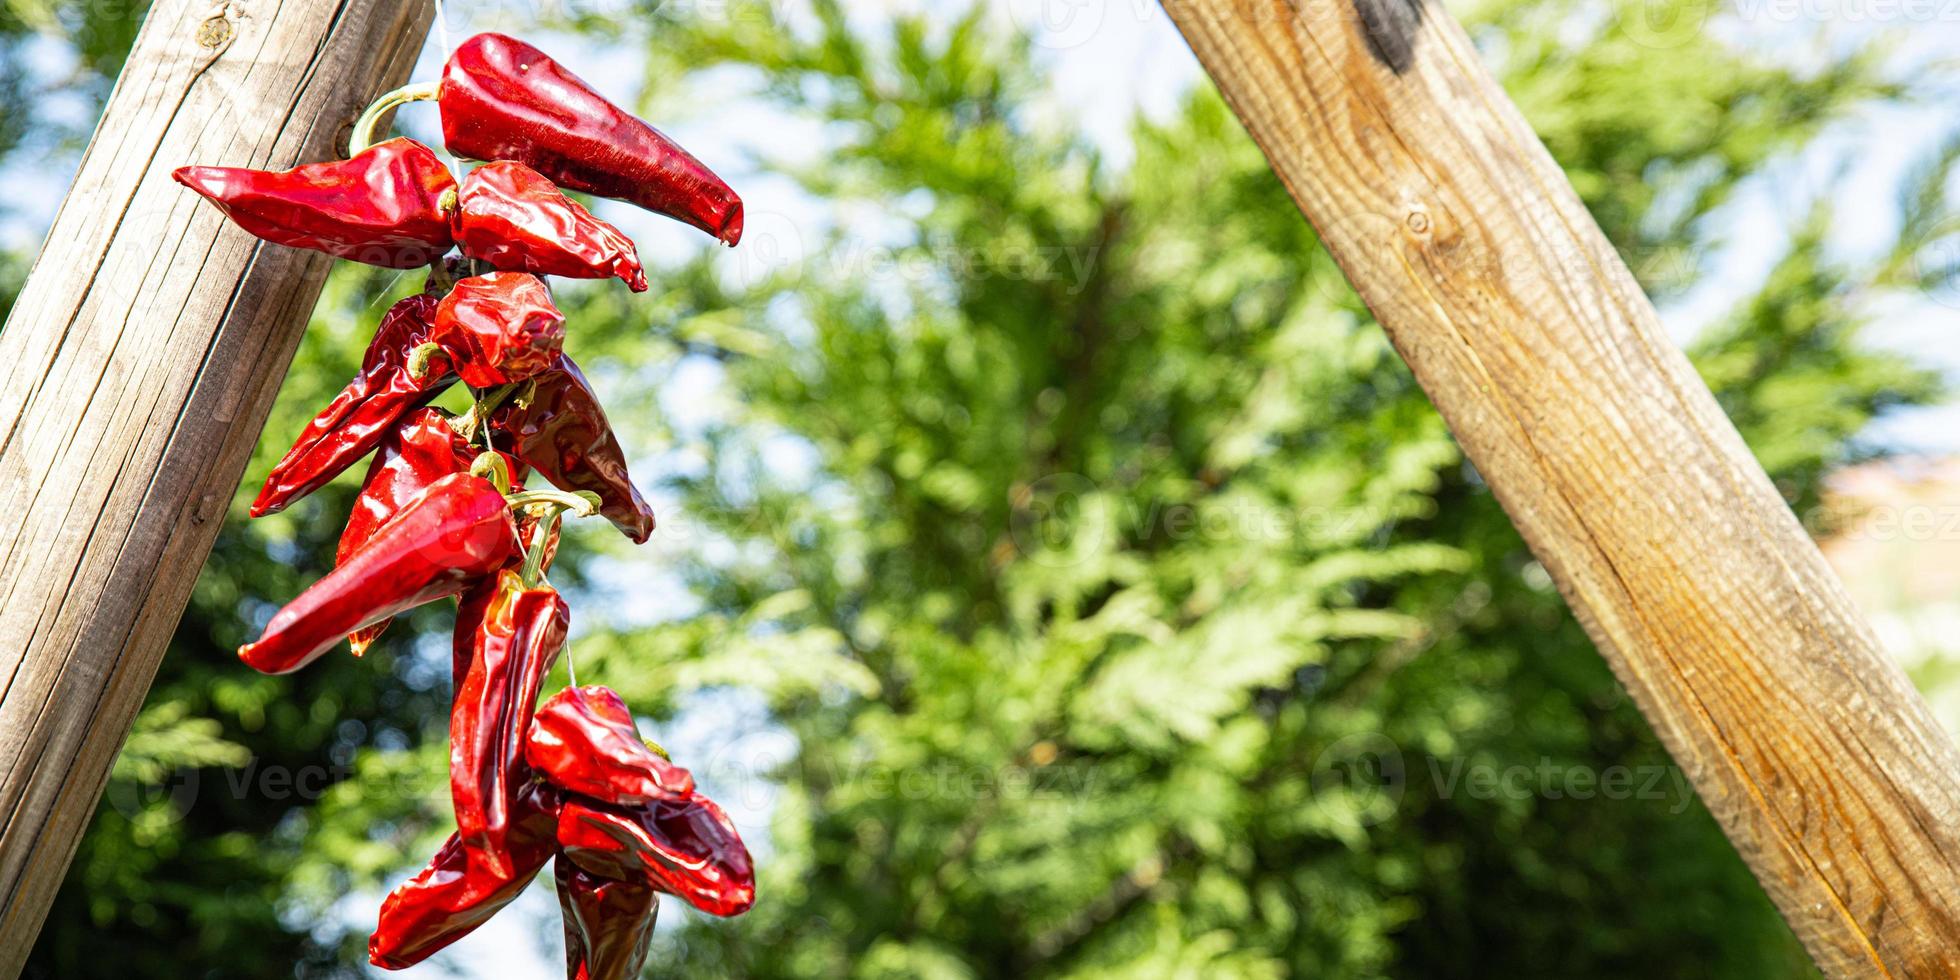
left=1160, top=0, right=1960, bottom=974
left=0, top=0, right=430, bottom=970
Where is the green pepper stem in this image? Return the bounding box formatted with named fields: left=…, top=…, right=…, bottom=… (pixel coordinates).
left=469, top=452, right=512, bottom=495
left=406, top=342, right=445, bottom=380
left=455, top=382, right=523, bottom=445
left=519, top=507, right=564, bottom=588
left=506, top=489, right=602, bottom=517
left=508, top=488, right=600, bottom=589
left=350, top=80, right=441, bottom=154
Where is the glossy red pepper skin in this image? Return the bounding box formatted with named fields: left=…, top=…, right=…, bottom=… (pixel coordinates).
left=368, top=782, right=560, bottom=970
left=340, top=410, right=473, bottom=564
left=431, top=272, right=567, bottom=388
left=455, top=162, right=648, bottom=291
left=340, top=409, right=469, bottom=655
left=452, top=569, right=571, bottom=879
left=238, top=472, right=517, bottom=675
left=338, top=410, right=529, bottom=655
left=174, top=138, right=457, bottom=268
left=490, top=354, right=655, bottom=543
left=556, top=796, right=755, bottom=917
left=528, top=686, right=695, bottom=806
left=439, top=33, right=743, bottom=246
left=556, top=859, right=660, bottom=980
left=251, top=294, right=454, bottom=517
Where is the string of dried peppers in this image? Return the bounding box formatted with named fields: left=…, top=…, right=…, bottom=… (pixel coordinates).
left=180, top=33, right=753, bottom=978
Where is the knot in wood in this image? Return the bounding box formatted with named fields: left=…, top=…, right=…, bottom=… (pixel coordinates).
left=195, top=15, right=232, bottom=49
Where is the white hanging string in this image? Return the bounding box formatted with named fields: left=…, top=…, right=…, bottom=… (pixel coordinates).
left=417, top=0, right=583, bottom=696
left=428, top=0, right=461, bottom=180
left=431, top=0, right=452, bottom=71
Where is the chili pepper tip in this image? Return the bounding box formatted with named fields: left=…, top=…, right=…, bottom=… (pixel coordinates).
left=172, top=165, right=214, bottom=193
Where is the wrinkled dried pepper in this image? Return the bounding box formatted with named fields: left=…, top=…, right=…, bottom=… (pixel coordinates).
left=175, top=138, right=457, bottom=268
left=252, top=294, right=454, bottom=517
left=340, top=410, right=474, bottom=561
left=439, top=33, right=743, bottom=245
left=528, top=686, right=694, bottom=805
left=371, top=684, right=755, bottom=972
left=239, top=472, right=517, bottom=675
left=368, top=781, right=561, bottom=969
left=338, top=408, right=469, bottom=655
left=556, top=859, right=660, bottom=980
left=556, top=795, right=755, bottom=917
left=454, top=162, right=648, bottom=291
left=430, top=272, right=567, bottom=389
left=451, top=568, right=570, bottom=878
left=337, top=410, right=530, bottom=655
left=490, top=353, right=655, bottom=543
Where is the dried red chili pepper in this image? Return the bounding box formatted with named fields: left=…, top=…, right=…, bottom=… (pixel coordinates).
left=438, top=33, right=743, bottom=245
left=174, top=138, right=457, bottom=268
left=556, top=795, right=755, bottom=917
left=251, top=294, right=454, bottom=517
left=528, top=686, right=695, bottom=805
left=556, top=859, right=660, bottom=980
left=368, top=781, right=560, bottom=970
left=238, top=472, right=517, bottom=675
left=339, top=409, right=469, bottom=655
left=337, top=410, right=529, bottom=656
left=490, top=354, right=655, bottom=543
left=454, top=162, right=648, bottom=291
left=431, top=272, right=567, bottom=388
left=341, top=410, right=472, bottom=561
left=451, top=569, right=571, bottom=879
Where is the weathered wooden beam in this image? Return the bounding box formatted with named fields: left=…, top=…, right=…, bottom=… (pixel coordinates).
left=1161, top=0, right=1960, bottom=974
left=0, top=0, right=432, bottom=970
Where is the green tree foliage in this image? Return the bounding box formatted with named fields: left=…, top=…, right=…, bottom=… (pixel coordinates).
left=6, top=0, right=1957, bottom=976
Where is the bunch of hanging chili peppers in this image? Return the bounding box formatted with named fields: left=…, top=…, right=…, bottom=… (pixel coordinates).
left=177, top=34, right=752, bottom=977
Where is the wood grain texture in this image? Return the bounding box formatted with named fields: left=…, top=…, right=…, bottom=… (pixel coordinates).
left=0, top=0, right=431, bottom=970
left=1161, top=0, right=1960, bottom=974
